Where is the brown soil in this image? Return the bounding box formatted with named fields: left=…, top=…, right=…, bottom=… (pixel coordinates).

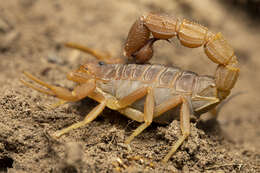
left=0, top=0, right=259, bottom=172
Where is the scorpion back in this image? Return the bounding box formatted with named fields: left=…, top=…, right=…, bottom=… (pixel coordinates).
left=87, top=62, right=219, bottom=120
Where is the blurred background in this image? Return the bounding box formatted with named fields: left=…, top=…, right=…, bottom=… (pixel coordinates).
left=0, top=0, right=259, bottom=172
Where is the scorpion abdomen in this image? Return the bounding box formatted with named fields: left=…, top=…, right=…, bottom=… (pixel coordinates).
left=96, top=63, right=203, bottom=99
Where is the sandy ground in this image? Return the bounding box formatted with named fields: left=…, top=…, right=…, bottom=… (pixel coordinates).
left=0, top=0, right=259, bottom=172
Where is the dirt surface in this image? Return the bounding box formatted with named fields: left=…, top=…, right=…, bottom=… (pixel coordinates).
left=0, top=0, right=259, bottom=172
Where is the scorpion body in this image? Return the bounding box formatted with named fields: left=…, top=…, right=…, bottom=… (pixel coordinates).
left=93, top=63, right=218, bottom=123
left=21, top=13, right=239, bottom=162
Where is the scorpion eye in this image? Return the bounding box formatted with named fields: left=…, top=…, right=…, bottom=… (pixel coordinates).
left=98, top=61, right=105, bottom=66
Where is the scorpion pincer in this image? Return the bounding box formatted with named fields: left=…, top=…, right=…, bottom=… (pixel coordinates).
left=21, top=13, right=239, bottom=162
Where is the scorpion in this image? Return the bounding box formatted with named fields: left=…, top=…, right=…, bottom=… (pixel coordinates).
left=21, top=13, right=239, bottom=162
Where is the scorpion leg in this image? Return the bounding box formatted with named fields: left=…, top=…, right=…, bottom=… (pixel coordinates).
left=118, top=107, right=144, bottom=123
left=154, top=95, right=182, bottom=118
left=162, top=96, right=191, bottom=162
left=142, top=94, right=191, bottom=162
left=120, top=94, right=191, bottom=162
left=89, top=86, right=155, bottom=142
left=118, top=95, right=183, bottom=123
left=117, top=87, right=150, bottom=109
left=65, top=42, right=126, bottom=64
left=125, top=87, right=155, bottom=144
left=53, top=100, right=106, bottom=138
left=89, top=87, right=147, bottom=123
left=97, top=86, right=155, bottom=143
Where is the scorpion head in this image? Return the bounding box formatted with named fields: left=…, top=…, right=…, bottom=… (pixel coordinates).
left=67, top=59, right=108, bottom=83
